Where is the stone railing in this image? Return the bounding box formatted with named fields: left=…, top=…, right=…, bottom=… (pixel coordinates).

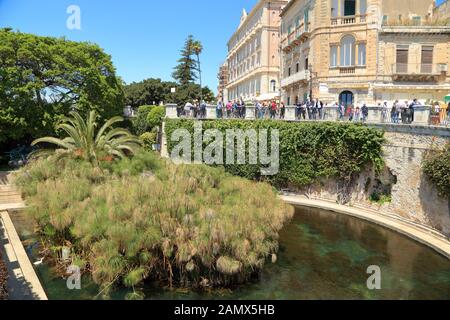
left=165, top=104, right=435, bottom=126
left=166, top=104, right=440, bottom=125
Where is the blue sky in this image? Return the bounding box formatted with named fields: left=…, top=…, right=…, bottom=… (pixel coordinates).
left=0, top=0, right=446, bottom=92
left=0, top=0, right=258, bottom=92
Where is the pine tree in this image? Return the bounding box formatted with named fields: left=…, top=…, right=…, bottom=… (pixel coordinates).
left=172, top=35, right=198, bottom=86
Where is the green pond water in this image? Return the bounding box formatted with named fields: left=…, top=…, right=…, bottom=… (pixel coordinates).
left=10, top=206, right=450, bottom=300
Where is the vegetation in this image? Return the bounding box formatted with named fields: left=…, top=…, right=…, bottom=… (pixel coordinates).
left=0, top=29, right=124, bottom=150
left=165, top=119, right=385, bottom=192
left=172, top=35, right=198, bottom=86
left=132, top=105, right=162, bottom=136
left=124, top=79, right=176, bottom=109
left=123, top=78, right=215, bottom=109
left=423, top=144, right=450, bottom=198
left=14, top=152, right=293, bottom=299
left=0, top=251, right=7, bottom=300
left=140, top=132, right=158, bottom=150
left=31, top=111, right=142, bottom=165
left=146, top=106, right=166, bottom=130
left=191, top=40, right=204, bottom=102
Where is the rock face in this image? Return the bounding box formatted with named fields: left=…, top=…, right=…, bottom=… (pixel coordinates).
left=0, top=251, right=8, bottom=300
left=302, top=126, right=450, bottom=237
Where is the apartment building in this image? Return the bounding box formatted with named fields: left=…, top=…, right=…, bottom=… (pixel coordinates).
left=217, top=62, right=228, bottom=102
left=225, top=0, right=288, bottom=103
left=280, top=0, right=450, bottom=106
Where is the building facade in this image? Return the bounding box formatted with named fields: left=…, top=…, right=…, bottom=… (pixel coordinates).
left=434, top=0, right=450, bottom=20
left=225, top=0, right=288, bottom=103
left=280, top=0, right=450, bottom=107
left=217, top=62, right=228, bottom=102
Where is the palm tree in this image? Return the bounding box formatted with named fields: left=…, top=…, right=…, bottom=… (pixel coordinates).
left=31, top=110, right=142, bottom=165
left=192, top=40, right=203, bottom=103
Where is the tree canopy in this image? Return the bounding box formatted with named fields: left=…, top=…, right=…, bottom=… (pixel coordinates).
left=171, top=35, right=198, bottom=86
left=0, top=29, right=124, bottom=146
left=124, top=78, right=215, bottom=108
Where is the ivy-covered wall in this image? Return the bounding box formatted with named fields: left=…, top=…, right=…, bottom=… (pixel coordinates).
left=165, top=119, right=385, bottom=189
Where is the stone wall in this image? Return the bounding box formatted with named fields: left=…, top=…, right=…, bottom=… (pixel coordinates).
left=163, top=107, right=450, bottom=237
left=306, top=125, right=450, bottom=237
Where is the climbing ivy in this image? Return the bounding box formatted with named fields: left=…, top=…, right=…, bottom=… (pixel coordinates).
left=165, top=119, right=385, bottom=189
left=423, top=144, right=450, bottom=199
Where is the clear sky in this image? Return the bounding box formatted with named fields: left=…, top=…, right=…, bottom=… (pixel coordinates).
left=0, top=0, right=446, bottom=93
left=0, top=0, right=258, bottom=93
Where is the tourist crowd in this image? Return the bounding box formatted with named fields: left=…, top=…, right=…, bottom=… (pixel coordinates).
left=176, top=98, right=450, bottom=126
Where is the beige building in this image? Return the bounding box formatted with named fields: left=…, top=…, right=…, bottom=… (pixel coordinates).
left=434, top=0, right=450, bottom=20
left=280, top=0, right=450, bottom=106
left=217, top=62, right=228, bottom=102
left=225, top=0, right=288, bottom=103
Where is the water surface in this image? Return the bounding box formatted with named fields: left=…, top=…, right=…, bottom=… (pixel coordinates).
left=10, top=207, right=450, bottom=300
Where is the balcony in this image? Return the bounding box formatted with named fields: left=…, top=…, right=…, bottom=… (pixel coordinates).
left=392, top=63, right=447, bottom=81
left=331, top=14, right=367, bottom=26
left=281, top=70, right=310, bottom=88
left=282, top=25, right=311, bottom=52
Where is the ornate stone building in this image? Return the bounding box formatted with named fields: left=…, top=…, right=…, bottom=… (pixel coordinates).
left=225, top=0, right=288, bottom=103
left=280, top=0, right=450, bottom=106
left=217, top=62, right=228, bottom=102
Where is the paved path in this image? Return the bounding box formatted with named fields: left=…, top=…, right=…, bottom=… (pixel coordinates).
left=0, top=172, right=25, bottom=211
left=280, top=194, right=450, bottom=260
left=0, top=171, right=47, bottom=300
left=0, top=211, right=47, bottom=300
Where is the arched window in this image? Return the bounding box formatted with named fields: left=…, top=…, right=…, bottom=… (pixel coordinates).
left=340, top=35, right=356, bottom=66
left=270, top=80, right=276, bottom=92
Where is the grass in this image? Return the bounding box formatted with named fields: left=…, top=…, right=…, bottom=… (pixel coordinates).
left=13, top=151, right=294, bottom=299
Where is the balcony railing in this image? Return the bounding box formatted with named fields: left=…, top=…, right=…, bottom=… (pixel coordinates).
left=393, top=63, right=446, bottom=75
left=331, top=14, right=367, bottom=25
left=281, top=70, right=310, bottom=88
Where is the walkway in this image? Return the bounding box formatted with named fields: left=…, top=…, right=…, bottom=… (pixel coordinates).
left=0, top=171, right=47, bottom=300
left=280, top=194, right=450, bottom=260
left=0, top=172, right=25, bottom=211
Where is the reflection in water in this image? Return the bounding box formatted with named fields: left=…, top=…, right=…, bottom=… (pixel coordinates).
left=9, top=207, right=450, bottom=300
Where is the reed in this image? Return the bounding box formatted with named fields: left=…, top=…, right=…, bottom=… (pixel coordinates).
left=14, top=151, right=293, bottom=298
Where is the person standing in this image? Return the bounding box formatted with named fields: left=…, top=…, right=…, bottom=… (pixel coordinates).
left=270, top=100, right=277, bottom=119
left=295, top=101, right=301, bottom=120
left=361, top=104, right=369, bottom=123
left=348, top=105, right=354, bottom=122
left=280, top=102, right=286, bottom=120
left=216, top=101, right=223, bottom=119
left=409, top=98, right=420, bottom=124
left=354, top=106, right=361, bottom=122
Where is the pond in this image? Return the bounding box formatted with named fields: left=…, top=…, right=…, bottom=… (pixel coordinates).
left=9, top=206, right=450, bottom=300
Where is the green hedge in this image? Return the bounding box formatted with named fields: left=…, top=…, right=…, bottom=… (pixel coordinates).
left=423, top=144, right=450, bottom=198
left=165, top=119, right=385, bottom=189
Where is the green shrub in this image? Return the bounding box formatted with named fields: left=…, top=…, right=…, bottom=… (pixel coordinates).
left=146, top=106, right=166, bottom=130
left=132, top=105, right=158, bottom=135
left=14, top=151, right=293, bottom=297
left=140, top=132, right=158, bottom=151
left=165, top=119, right=385, bottom=189
left=423, top=144, right=450, bottom=198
